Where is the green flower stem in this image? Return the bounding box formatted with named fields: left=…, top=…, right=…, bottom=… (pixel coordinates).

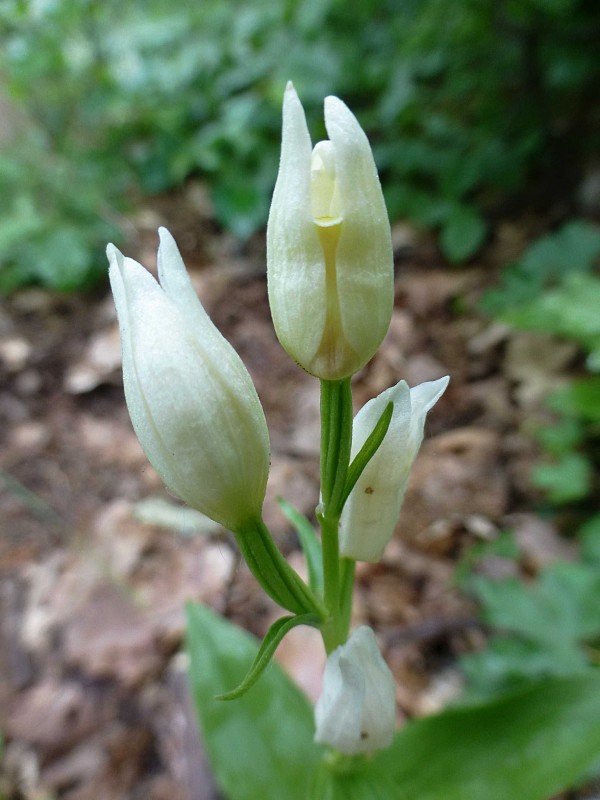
left=320, top=379, right=353, bottom=509
left=319, top=511, right=341, bottom=652
left=319, top=378, right=354, bottom=653
left=234, top=518, right=327, bottom=618
left=339, top=558, right=356, bottom=643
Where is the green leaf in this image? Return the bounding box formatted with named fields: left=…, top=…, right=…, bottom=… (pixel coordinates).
left=440, top=205, right=487, bottom=263
left=479, top=222, right=600, bottom=317
left=186, top=602, right=321, bottom=800
left=312, top=676, right=600, bottom=799
left=502, top=274, right=600, bottom=354
left=217, top=612, right=321, bottom=700
left=532, top=452, right=592, bottom=504
left=551, top=377, right=600, bottom=423
left=349, top=674, right=600, bottom=800
left=580, top=515, right=600, bottom=564
left=536, top=414, right=583, bottom=455
left=277, top=497, right=324, bottom=595
left=520, top=220, right=600, bottom=279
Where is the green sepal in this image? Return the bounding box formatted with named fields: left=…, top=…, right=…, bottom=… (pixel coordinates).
left=217, top=612, right=321, bottom=701
left=234, top=518, right=327, bottom=619
left=277, top=496, right=324, bottom=595
left=336, top=400, right=393, bottom=514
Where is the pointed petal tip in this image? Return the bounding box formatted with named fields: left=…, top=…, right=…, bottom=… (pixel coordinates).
left=157, top=226, right=178, bottom=258
left=433, top=375, right=451, bottom=396
left=324, top=95, right=367, bottom=143
left=157, top=227, right=184, bottom=274
left=283, top=81, right=300, bottom=108
left=410, top=375, right=450, bottom=415
left=324, top=94, right=350, bottom=120
left=106, top=243, right=125, bottom=273
left=157, top=225, right=173, bottom=243
left=324, top=94, right=343, bottom=109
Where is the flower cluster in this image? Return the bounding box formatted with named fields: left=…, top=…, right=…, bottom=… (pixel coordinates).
left=108, top=82, right=448, bottom=760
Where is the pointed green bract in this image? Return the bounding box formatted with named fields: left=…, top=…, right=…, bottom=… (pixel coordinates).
left=217, top=612, right=321, bottom=701
left=337, top=400, right=393, bottom=516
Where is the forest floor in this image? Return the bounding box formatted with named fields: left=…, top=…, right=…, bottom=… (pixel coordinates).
left=0, top=186, right=590, bottom=799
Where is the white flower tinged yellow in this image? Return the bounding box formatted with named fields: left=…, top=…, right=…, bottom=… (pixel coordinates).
left=340, top=377, right=449, bottom=562
left=107, top=228, right=270, bottom=532
left=267, top=82, right=394, bottom=380
left=314, top=626, right=396, bottom=755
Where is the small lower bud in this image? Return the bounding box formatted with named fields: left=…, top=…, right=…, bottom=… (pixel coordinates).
left=314, top=626, right=396, bottom=755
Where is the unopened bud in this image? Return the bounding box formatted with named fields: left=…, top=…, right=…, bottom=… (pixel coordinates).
left=340, top=377, right=449, bottom=562
left=107, top=228, right=270, bottom=532
left=267, top=82, right=394, bottom=380
left=314, top=626, right=396, bottom=755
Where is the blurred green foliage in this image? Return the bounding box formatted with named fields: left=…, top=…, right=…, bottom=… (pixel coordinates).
left=482, top=220, right=600, bottom=508
left=1, top=0, right=599, bottom=289
left=458, top=530, right=600, bottom=700
left=472, top=219, right=600, bottom=702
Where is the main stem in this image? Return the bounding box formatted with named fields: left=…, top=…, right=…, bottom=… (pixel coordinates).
left=319, top=378, right=353, bottom=653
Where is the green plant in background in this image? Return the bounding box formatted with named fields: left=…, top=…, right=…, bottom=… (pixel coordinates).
left=482, top=220, right=600, bottom=513
left=457, top=530, right=600, bottom=701
left=2, top=0, right=599, bottom=289
left=106, top=84, right=600, bottom=800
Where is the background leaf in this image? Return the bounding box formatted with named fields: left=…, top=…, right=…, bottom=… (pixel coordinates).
left=186, top=602, right=321, bottom=800
left=439, top=205, right=487, bottom=263
left=369, top=674, right=600, bottom=800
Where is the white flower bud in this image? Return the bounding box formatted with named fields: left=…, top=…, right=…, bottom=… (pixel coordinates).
left=340, top=377, right=449, bottom=562
left=314, top=626, right=396, bottom=755
left=107, top=228, right=270, bottom=532
left=267, top=82, right=394, bottom=380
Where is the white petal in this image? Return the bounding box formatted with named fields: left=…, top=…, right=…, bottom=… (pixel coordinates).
left=267, top=82, right=326, bottom=371
left=157, top=227, right=212, bottom=329
left=108, top=245, right=172, bottom=477
left=324, top=96, right=394, bottom=367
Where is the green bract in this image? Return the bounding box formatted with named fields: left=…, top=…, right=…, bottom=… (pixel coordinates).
left=108, top=227, right=270, bottom=532
left=267, top=82, right=394, bottom=380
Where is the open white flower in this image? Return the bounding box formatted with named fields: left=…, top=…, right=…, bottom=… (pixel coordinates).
left=314, top=626, right=396, bottom=754
left=340, top=376, right=449, bottom=562
left=107, top=227, right=270, bottom=532
left=267, top=82, right=394, bottom=380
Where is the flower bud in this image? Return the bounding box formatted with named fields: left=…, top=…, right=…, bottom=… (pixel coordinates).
left=267, top=82, right=394, bottom=380
left=314, top=626, right=396, bottom=754
left=107, top=228, right=270, bottom=532
left=340, top=377, right=449, bottom=562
